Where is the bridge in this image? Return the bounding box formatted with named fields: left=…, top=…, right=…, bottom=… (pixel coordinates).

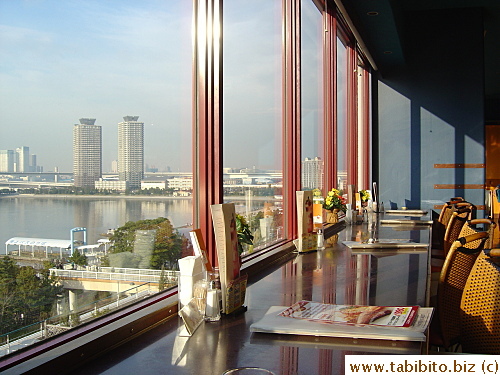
left=0, top=274, right=170, bottom=358
left=0, top=171, right=193, bottom=178
left=0, top=267, right=180, bottom=358
left=50, top=266, right=179, bottom=293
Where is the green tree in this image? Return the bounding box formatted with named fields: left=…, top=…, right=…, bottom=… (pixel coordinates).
left=0, top=257, right=18, bottom=333
left=109, top=218, right=185, bottom=270
left=0, top=257, right=62, bottom=334
left=69, top=249, right=87, bottom=268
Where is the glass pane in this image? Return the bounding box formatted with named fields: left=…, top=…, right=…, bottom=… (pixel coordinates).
left=301, top=0, right=324, bottom=191
left=223, top=0, right=283, bottom=254
left=357, top=63, right=371, bottom=188
left=0, top=0, right=192, bottom=350
left=336, top=38, right=348, bottom=191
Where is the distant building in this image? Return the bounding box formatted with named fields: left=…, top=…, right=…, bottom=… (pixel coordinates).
left=141, top=179, right=168, bottom=190
left=73, top=118, right=102, bottom=187
left=95, top=179, right=129, bottom=192
left=168, top=177, right=193, bottom=191
left=111, top=160, right=118, bottom=173
left=30, top=154, right=37, bottom=172
left=15, top=146, right=29, bottom=172
left=118, top=116, right=144, bottom=190
left=0, top=150, right=15, bottom=172
left=302, top=157, right=324, bottom=190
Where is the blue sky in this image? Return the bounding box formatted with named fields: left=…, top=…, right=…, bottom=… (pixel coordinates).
left=0, top=0, right=192, bottom=172
left=0, top=0, right=317, bottom=173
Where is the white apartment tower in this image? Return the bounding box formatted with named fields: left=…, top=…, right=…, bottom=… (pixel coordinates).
left=0, top=150, right=15, bottom=172
left=73, top=118, right=102, bottom=187
left=118, top=116, right=144, bottom=189
left=15, top=146, right=30, bottom=172
left=301, top=157, right=324, bottom=190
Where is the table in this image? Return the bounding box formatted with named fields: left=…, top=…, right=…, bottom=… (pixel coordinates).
left=74, top=219, right=432, bottom=375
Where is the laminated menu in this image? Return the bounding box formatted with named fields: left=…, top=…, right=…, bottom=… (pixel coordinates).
left=279, top=301, right=418, bottom=328
left=211, top=203, right=244, bottom=314
left=295, top=191, right=314, bottom=253
left=250, top=303, right=433, bottom=342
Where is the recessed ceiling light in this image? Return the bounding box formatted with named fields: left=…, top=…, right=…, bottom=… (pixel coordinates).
left=367, top=11, right=379, bottom=16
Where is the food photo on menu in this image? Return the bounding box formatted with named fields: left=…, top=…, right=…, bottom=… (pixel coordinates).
left=278, top=301, right=418, bottom=328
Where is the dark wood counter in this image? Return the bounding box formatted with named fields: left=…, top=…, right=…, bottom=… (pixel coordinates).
left=74, top=221, right=431, bottom=375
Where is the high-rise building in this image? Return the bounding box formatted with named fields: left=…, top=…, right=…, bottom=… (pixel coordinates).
left=0, top=150, right=15, bottom=172
left=15, top=146, right=29, bottom=172
left=111, top=160, right=118, bottom=173
left=301, top=157, right=324, bottom=190
left=30, top=154, right=37, bottom=172
left=73, top=118, right=102, bottom=187
left=118, top=116, right=144, bottom=189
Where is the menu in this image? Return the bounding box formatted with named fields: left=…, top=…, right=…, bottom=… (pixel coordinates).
left=278, top=301, right=418, bottom=328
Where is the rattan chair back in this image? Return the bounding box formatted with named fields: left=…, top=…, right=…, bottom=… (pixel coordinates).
left=434, top=200, right=473, bottom=250
left=442, top=210, right=470, bottom=256
left=460, top=249, right=500, bottom=354
left=436, top=232, right=489, bottom=349
left=459, top=218, right=497, bottom=249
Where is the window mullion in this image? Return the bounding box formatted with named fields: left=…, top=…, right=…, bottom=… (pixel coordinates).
left=324, top=4, right=337, bottom=190
left=193, top=0, right=223, bottom=266
left=283, top=0, right=302, bottom=239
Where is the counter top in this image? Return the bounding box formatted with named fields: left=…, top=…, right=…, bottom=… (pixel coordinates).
left=74, top=221, right=432, bottom=375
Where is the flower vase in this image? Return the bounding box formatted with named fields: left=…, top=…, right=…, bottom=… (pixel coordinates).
left=326, top=209, right=340, bottom=224
left=326, top=209, right=340, bottom=245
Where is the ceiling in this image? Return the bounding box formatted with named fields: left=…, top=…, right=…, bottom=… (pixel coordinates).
left=341, top=0, right=500, bottom=102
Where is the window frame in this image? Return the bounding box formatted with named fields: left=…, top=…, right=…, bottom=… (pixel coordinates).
left=0, top=0, right=373, bottom=371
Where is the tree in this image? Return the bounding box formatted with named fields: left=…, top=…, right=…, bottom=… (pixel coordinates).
left=109, top=218, right=185, bottom=270
left=0, top=257, right=63, bottom=335
left=69, top=249, right=87, bottom=268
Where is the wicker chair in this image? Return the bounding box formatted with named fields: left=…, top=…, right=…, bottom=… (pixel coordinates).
left=459, top=249, right=500, bottom=354
left=458, top=218, right=497, bottom=249
left=431, top=209, right=471, bottom=269
left=433, top=201, right=474, bottom=252
left=430, top=231, right=489, bottom=350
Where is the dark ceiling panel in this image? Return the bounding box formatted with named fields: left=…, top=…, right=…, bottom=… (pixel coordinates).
left=341, top=0, right=500, bottom=99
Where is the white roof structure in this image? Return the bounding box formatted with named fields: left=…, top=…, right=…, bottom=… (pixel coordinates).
left=6, top=237, right=72, bottom=248
left=5, top=237, right=72, bottom=256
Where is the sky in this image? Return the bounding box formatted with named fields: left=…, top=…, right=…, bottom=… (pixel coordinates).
left=0, top=0, right=192, bottom=173
left=0, top=0, right=318, bottom=173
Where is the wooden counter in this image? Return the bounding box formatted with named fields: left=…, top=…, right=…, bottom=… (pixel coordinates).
left=74, top=221, right=431, bottom=375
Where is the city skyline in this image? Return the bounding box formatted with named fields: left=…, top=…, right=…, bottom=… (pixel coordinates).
left=0, top=0, right=295, bottom=174
left=0, top=1, right=193, bottom=173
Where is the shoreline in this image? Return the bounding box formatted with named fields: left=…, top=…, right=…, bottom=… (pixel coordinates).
left=0, top=194, right=191, bottom=200
left=0, top=194, right=277, bottom=201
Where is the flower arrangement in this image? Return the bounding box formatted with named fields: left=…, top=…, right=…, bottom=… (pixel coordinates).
left=323, top=188, right=347, bottom=212
left=312, top=188, right=324, bottom=203
left=359, top=190, right=371, bottom=206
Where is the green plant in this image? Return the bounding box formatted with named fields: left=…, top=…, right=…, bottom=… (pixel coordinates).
left=235, top=214, right=253, bottom=254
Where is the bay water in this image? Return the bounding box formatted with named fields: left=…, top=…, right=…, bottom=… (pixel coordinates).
left=0, top=196, right=193, bottom=250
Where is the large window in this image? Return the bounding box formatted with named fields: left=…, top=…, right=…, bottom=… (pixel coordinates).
left=0, top=0, right=372, bottom=363
left=357, top=62, right=372, bottom=188
left=0, top=0, right=192, bottom=351
left=336, top=36, right=348, bottom=191
left=301, top=0, right=325, bottom=191
left=223, top=0, right=284, bottom=252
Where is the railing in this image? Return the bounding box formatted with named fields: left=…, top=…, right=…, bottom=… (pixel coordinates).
left=100, top=266, right=167, bottom=275
left=50, top=268, right=179, bottom=284
left=0, top=282, right=159, bottom=358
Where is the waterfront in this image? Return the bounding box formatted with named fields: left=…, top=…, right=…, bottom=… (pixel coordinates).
left=0, top=195, right=193, bottom=252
